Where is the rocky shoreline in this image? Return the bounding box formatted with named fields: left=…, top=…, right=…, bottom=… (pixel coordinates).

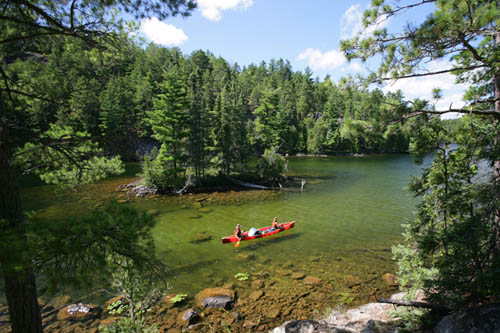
left=0, top=270, right=401, bottom=333
left=2, top=286, right=499, bottom=332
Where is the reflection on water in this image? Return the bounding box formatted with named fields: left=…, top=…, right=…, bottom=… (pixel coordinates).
left=21, top=154, right=421, bottom=308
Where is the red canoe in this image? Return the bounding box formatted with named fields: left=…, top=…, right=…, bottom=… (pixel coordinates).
left=221, top=221, right=295, bottom=244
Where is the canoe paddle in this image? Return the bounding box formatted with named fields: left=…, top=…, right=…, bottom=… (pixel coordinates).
left=234, top=240, right=240, bottom=247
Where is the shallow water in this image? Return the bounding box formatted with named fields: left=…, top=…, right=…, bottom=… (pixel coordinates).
left=21, top=154, right=420, bottom=308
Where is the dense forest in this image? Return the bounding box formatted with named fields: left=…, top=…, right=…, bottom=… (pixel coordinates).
left=12, top=35, right=412, bottom=190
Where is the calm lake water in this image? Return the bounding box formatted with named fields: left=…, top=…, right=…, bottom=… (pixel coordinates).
left=21, top=154, right=421, bottom=307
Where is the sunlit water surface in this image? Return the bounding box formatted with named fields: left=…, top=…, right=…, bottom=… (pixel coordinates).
left=21, top=154, right=421, bottom=307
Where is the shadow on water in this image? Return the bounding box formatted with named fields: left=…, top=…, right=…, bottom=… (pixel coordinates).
left=165, top=259, right=219, bottom=277
left=237, top=233, right=303, bottom=251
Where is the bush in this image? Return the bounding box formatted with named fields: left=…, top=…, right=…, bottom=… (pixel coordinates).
left=257, top=148, right=286, bottom=183
left=140, top=147, right=184, bottom=192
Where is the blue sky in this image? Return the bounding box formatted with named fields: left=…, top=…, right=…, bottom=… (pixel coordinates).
left=137, top=0, right=467, bottom=116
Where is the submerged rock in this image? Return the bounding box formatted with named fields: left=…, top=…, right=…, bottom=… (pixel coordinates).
left=243, top=320, right=258, bottom=329
left=277, top=269, right=292, bottom=276
left=381, top=273, right=397, bottom=287
left=237, top=253, right=256, bottom=261
left=267, top=307, right=281, bottom=319
left=292, top=272, right=306, bottom=280
left=189, top=232, right=212, bottom=243
left=249, top=290, right=264, bottom=302
left=304, top=276, right=322, bottom=285
left=251, top=279, right=265, bottom=289
left=146, top=209, right=159, bottom=216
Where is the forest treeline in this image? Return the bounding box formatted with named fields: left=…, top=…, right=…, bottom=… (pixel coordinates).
left=35, top=35, right=411, bottom=188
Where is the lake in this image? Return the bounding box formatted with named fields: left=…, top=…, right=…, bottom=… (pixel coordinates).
left=21, top=154, right=420, bottom=313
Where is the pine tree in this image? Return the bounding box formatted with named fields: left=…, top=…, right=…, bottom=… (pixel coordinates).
left=342, top=0, right=500, bottom=309
left=146, top=72, right=190, bottom=189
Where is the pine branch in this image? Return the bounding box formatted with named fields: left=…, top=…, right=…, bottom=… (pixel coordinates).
left=381, top=65, right=486, bottom=81
left=406, top=108, right=499, bottom=120
left=378, top=0, right=436, bottom=18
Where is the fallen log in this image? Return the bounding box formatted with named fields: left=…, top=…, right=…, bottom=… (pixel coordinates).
left=376, top=297, right=450, bottom=313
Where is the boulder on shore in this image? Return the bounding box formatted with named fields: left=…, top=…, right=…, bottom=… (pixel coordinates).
left=435, top=304, right=500, bottom=333
left=273, top=302, right=397, bottom=332
left=194, top=288, right=235, bottom=309
left=178, top=308, right=200, bottom=326
left=56, top=303, right=101, bottom=322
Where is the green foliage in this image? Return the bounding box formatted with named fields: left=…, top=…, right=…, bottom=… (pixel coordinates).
left=144, top=72, right=190, bottom=189
left=14, top=124, right=124, bottom=189
left=234, top=272, right=249, bottom=281
left=30, top=202, right=168, bottom=324
left=170, top=294, right=188, bottom=304
left=99, top=317, right=158, bottom=333
left=29, top=202, right=161, bottom=292
left=397, top=118, right=500, bottom=309
left=341, top=0, right=500, bottom=312
left=257, top=148, right=286, bottom=183
left=107, top=299, right=127, bottom=315
left=139, top=147, right=181, bottom=191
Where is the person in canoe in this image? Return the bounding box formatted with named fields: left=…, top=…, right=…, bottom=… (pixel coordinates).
left=234, top=224, right=244, bottom=241
left=271, top=216, right=283, bottom=229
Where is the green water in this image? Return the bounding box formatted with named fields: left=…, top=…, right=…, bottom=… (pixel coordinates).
left=21, top=154, right=420, bottom=305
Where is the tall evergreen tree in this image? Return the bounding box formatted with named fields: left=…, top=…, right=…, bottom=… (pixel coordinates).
left=146, top=72, right=190, bottom=188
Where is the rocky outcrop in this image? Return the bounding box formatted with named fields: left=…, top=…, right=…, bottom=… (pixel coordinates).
left=435, top=304, right=500, bottom=333
left=272, top=292, right=414, bottom=333
left=118, top=182, right=157, bottom=197
left=272, top=302, right=397, bottom=333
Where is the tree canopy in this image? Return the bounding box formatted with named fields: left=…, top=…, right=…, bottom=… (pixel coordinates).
left=342, top=0, right=500, bottom=310
left=0, top=1, right=195, bottom=332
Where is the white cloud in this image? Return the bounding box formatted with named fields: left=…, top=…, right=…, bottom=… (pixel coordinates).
left=341, top=4, right=389, bottom=39
left=346, top=62, right=363, bottom=72
left=382, top=59, right=469, bottom=118
left=341, top=4, right=364, bottom=38
left=140, top=18, right=188, bottom=46
left=197, top=0, right=253, bottom=21
left=297, top=48, right=347, bottom=71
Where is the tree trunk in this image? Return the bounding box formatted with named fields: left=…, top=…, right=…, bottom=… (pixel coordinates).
left=0, top=92, right=43, bottom=332
left=494, top=31, right=500, bottom=252
left=376, top=297, right=450, bottom=313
